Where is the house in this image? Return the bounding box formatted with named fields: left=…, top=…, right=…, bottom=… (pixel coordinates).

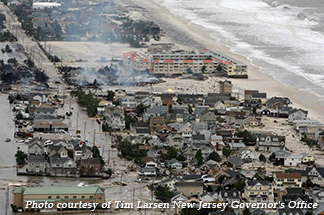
left=103, top=106, right=125, bottom=130
left=199, top=160, right=220, bottom=174
left=28, top=155, right=46, bottom=173
left=302, top=155, right=315, bottom=164
left=136, top=121, right=151, bottom=136
left=48, top=145, right=69, bottom=158
left=34, top=105, right=56, bottom=118
left=288, top=108, right=308, bottom=123
left=171, top=193, right=188, bottom=203
left=214, top=101, right=227, bottom=114
left=228, top=142, right=246, bottom=151
left=214, top=189, right=240, bottom=204
left=200, top=145, right=215, bottom=159
left=306, top=167, right=324, bottom=187
left=210, top=135, right=225, bottom=150
left=244, top=180, right=274, bottom=203
left=74, top=145, right=93, bottom=160
left=120, top=96, right=137, bottom=109
left=284, top=154, right=303, bottom=167
left=318, top=131, right=324, bottom=150
left=182, top=147, right=195, bottom=161
left=199, top=110, right=217, bottom=124
left=274, top=172, right=302, bottom=192
left=175, top=182, right=204, bottom=197
left=168, top=159, right=183, bottom=170
left=227, top=156, right=242, bottom=170
left=239, top=149, right=254, bottom=162
left=309, top=187, right=324, bottom=202
left=49, top=157, right=78, bottom=177
left=266, top=97, right=291, bottom=109
left=178, top=122, right=193, bottom=139
left=219, top=80, right=232, bottom=94
left=159, top=178, right=179, bottom=191
left=167, top=133, right=184, bottom=149
left=191, top=121, right=208, bottom=134
left=142, top=156, right=158, bottom=168
left=143, top=106, right=168, bottom=121
left=28, top=141, right=44, bottom=155
left=79, top=158, right=101, bottom=176
left=200, top=193, right=214, bottom=202
left=178, top=94, right=203, bottom=105
left=137, top=167, right=156, bottom=176
left=149, top=116, right=166, bottom=133
left=192, top=134, right=207, bottom=148
left=12, top=186, right=105, bottom=211
left=256, top=134, right=285, bottom=152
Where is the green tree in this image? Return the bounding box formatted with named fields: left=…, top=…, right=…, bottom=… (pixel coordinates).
left=102, top=122, right=112, bottom=132
left=92, top=146, right=105, bottom=166
left=195, top=150, right=203, bottom=165
left=16, top=112, right=23, bottom=120
left=168, top=105, right=174, bottom=113
left=269, top=152, right=276, bottom=162
left=34, top=70, right=49, bottom=83
left=136, top=103, right=147, bottom=116
left=176, top=154, right=186, bottom=161
left=206, top=185, right=213, bottom=192
left=218, top=175, right=226, bottom=184
left=243, top=208, right=252, bottom=215
left=259, top=154, right=266, bottom=163
left=222, top=148, right=232, bottom=158
left=154, top=185, right=174, bottom=202
left=125, top=114, right=137, bottom=129
left=208, top=151, right=221, bottom=162
left=306, top=177, right=315, bottom=188
left=106, top=90, right=115, bottom=101
left=161, top=146, right=178, bottom=161
left=235, top=130, right=256, bottom=145
left=15, top=150, right=27, bottom=166
left=235, top=177, right=246, bottom=192
left=188, top=105, right=193, bottom=114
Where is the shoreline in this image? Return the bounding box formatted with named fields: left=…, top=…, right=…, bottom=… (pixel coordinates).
left=120, top=0, right=324, bottom=123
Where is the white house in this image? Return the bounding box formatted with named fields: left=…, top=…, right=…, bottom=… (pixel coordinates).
left=288, top=109, right=308, bottom=123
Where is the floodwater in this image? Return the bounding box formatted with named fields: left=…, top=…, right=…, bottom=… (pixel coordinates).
left=0, top=93, right=152, bottom=214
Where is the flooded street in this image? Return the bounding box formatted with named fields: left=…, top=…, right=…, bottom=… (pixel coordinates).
left=0, top=93, right=154, bottom=214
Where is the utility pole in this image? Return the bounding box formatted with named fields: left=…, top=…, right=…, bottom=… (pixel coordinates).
left=5, top=185, right=9, bottom=215
left=93, top=129, right=96, bottom=147
left=84, top=122, right=87, bottom=140
left=76, top=111, right=79, bottom=130
left=132, top=186, right=135, bottom=207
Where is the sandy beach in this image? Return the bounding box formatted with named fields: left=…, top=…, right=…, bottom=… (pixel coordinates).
left=118, top=0, right=324, bottom=123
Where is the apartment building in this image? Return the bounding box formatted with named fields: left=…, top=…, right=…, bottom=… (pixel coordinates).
left=244, top=180, right=274, bottom=203
left=124, top=50, right=248, bottom=78
left=274, top=172, right=302, bottom=192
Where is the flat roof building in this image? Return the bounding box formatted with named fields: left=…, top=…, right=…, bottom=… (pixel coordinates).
left=12, top=186, right=105, bottom=211
left=124, top=50, right=248, bottom=78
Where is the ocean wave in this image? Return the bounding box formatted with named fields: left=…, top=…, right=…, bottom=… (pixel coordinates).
left=155, top=0, right=324, bottom=97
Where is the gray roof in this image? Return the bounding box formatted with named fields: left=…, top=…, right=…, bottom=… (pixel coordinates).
left=192, top=134, right=206, bottom=141
left=50, top=157, right=73, bottom=165
left=227, top=156, right=242, bottom=168
left=146, top=106, right=168, bottom=114
left=182, top=175, right=201, bottom=181
left=175, top=182, right=203, bottom=187
left=247, top=180, right=270, bottom=186
left=29, top=155, right=45, bottom=163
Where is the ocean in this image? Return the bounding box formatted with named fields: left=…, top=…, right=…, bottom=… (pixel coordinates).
left=155, top=0, right=324, bottom=99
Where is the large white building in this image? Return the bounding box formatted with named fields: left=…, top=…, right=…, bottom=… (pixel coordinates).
left=124, top=50, right=248, bottom=78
